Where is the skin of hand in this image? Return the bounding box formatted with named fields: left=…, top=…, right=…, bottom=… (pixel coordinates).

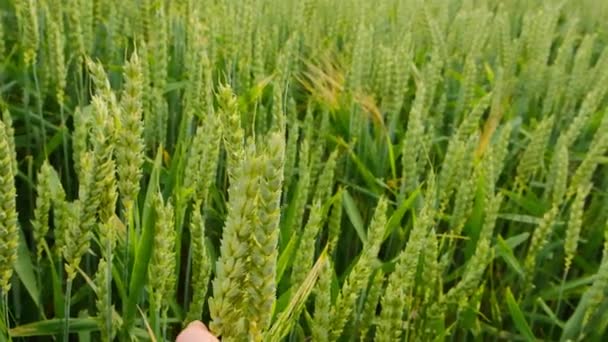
left=176, top=321, right=219, bottom=342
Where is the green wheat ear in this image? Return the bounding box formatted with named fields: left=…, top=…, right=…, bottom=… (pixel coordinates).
left=515, top=115, right=555, bottom=185
left=117, top=51, right=145, bottom=214
left=184, top=112, right=221, bottom=204
left=42, top=2, right=67, bottom=105
left=16, top=0, right=39, bottom=66
left=248, top=131, right=285, bottom=334
left=332, top=196, right=388, bottom=340
left=185, top=201, right=212, bottom=324
left=61, top=200, right=85, bottom=281
left=148, top=193, right=176, bottom=310
left=218, top=83, right=245, bottom=179
left=1, top=110, right=17, bottom=177
left=445, top=193, right=503, bottom=308
left=420, top=229, right=440, bottom=305
left=291, top=199, right=324, bottom=289
left=0, top=121, right=18, bottom=294
left=327, top=190, right=344, bottom=254
left=568, top=112, right=608, bottom=197
left=579, top=219, right=608, bottom=331
left=72, top=106, right=91, bottom=180
left=377, top=179, right=436, bottom=341
left=400, top=81, right=427, bottom=197
left=564, top=184, right=592, bottom=274
left=95, top=257, right=122, bottom=341
left=524, top=204, right=560, bottom=285
left=314, top=148, right=339, bottom=204
left=209, top=145, right=262, bottom=339
left=548, top=137, right=569, bottom=204
left=32, top=161, right=53, bottom=260
left=311, top=257, right=333, bottom=341
left=359, top=271, right=384, bottom=340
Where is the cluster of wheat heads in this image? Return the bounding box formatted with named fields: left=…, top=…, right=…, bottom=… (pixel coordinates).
left=1, top=0, right=608, bottom=340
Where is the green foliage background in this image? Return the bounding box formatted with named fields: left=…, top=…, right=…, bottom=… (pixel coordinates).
left=0, top=0, right=607, bottom=340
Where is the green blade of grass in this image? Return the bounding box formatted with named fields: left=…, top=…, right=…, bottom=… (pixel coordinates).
left=277, top=232, right=299, bottom=285
left=34, top=128, right=66, bottom=167
left=384, top=187, right=420, bottom=241
left=496, top=235, right=525, bottom=278
left=535, top=298, right=564, bottom=329
left=502, top=190, right=547, bottom=216
left=502, top=232, right=531, bottom=250
left=498, top=213, right=543, bottom=225
left=123, top=148, right=163, bottom=332
left=14, top=230, right=41, bottom=311
left=505, top=287, right=536, bottom=342
left=541, top=275, right=596, bottom=300
left=342, top=189, right=367, bottom=244
left=268, top=249, right=328, bottom=342
left=10, top=318, right=98, bottom=337
left=343, top=141, right=384, bottom=194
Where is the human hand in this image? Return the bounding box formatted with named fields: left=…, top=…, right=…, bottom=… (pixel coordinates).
left=176, top=321, right=219, bottom=342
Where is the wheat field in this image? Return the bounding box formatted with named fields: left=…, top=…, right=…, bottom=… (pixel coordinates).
left=0, top=0, right=608, bottom=341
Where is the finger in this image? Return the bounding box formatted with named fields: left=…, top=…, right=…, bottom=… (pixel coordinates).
left=175, top=321, right=219, bottom=342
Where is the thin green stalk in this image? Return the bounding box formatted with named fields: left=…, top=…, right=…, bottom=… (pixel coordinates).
left=173, top=197, right=188, bottom=308
left=161, top=307, right=168, bottom=341
left=9, top=281, right=18, bottom=332
left=9, top=107, right=62, bottom=132
left=550, top=269, right=569, bottom=338
left=2, top=292, right=9, bottom=342
left=124, top=203, right=134, bottom=296
left=59, top=104, right=72, bottom=195
left=105, top=244, right=113, bottom=341
left=31, top=63, right=47, bottom=156
left=22, top=69, right=32, bottom=160
left=35, top=243, right=54, bottom=320
left=74, top=59, right=86, bottom=117
left=149, top=296, right=160, bottom=338
left=22, top=83, right=34, bottom=212
left=183, top=238, right=192, bottom=315
left=50, top=251, right=65, bottom=319
left=63, top=279, right=72, bottom=342
left=35, top=257, right=42, bottom=318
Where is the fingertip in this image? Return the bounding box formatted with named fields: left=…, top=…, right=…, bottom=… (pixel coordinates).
left=186, top=320, right=209, bottom=331
left=176, top=321, right=219, bottom=342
